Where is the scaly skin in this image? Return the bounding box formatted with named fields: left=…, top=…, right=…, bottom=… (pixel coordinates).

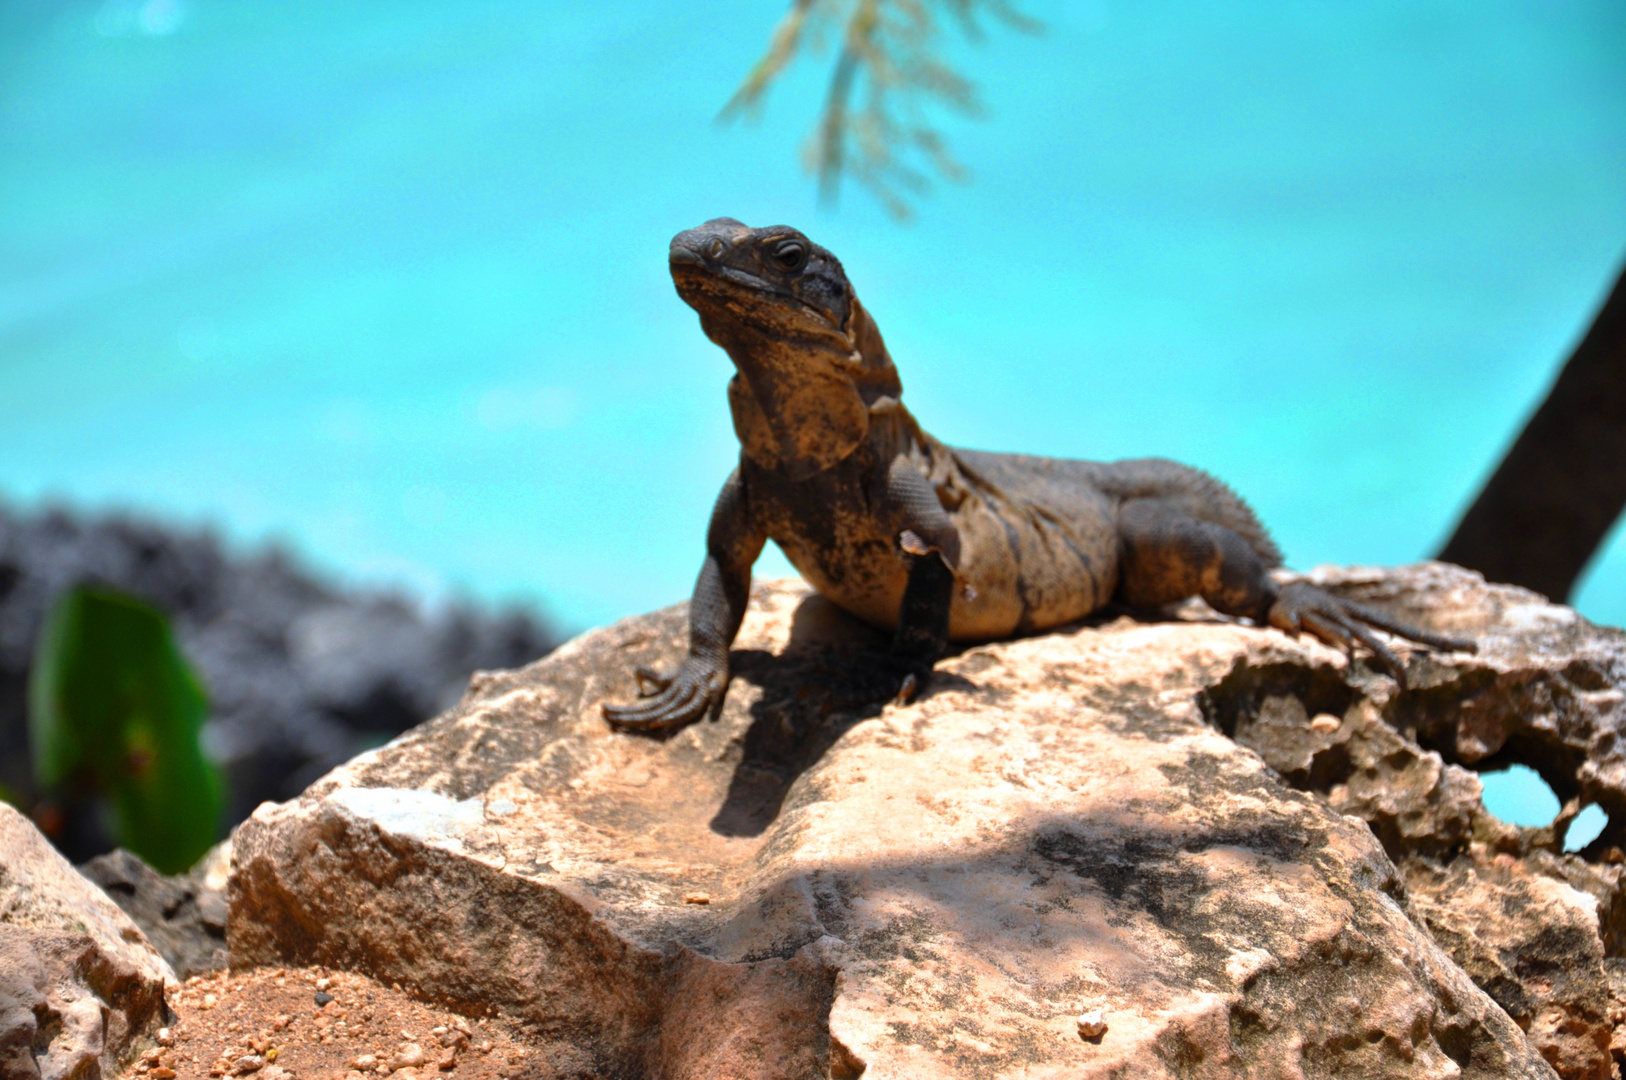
left=602, top=218, right=1474, bottom=732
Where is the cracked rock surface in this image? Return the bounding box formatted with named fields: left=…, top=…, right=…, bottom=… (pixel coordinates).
left=1211, top=564, right=1626, bottom=1080
left=229, top=568, right=1581, bottom=1079
left=1, top=803, right=173, bottom=1080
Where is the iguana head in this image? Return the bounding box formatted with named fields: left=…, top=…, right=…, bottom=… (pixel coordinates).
left=670, top=218, right=902, bottom=479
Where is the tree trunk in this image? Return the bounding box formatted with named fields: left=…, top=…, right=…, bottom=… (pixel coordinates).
left=1438, top=260, right=1626, bottom=601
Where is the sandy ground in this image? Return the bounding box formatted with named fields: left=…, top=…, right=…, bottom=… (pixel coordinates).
left=120, top=968, right=564, bottom=1080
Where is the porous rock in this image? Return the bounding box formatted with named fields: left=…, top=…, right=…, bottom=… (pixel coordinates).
left=1405, top=854, right=1613, bottom=1079
left=230, top=569, right=1563, bottom=1079
left=0, top=803, right=173, bottom=1079
left=1213, top=565, right=1626, bottom=1079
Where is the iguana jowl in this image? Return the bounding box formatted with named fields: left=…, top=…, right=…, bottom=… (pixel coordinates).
left=602, top=218, right=1472, bottom=731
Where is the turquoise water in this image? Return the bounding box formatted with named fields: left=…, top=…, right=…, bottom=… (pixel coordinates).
left=2, top=0, right=1624, bottom=641
left=1480, top=763, right=1608, bottom=852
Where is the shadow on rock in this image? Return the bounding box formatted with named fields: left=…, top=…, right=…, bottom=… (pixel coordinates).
left=712, top=593, right=977, bottom=837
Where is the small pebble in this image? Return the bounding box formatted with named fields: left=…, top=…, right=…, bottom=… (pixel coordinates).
left=1309, top=714, right=1341, bottom=735
left=272, top=1015, right=292, bottom=1031
left=315, top=992, right=335, bottom=1007
left=150, top=1069, right=177, bottom=1080
left=156, top=1028, right=176, bottom=1047
left=316, top=977, right=332, bottom=991
left=350, top=1054, right=378, bottom=1072
left=392, top=1043, right=428, bottom=1070
left=682, top=892, right=711, bottom=905
left=202, top=994, right=219, bottom=1010
left=235, top=1054, right=266, bottom=1074
left=1076, top=1009, right=1107, bottom=1040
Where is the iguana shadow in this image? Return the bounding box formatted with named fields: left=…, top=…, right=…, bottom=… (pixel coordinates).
left=704, top=594, right=1241, bottom=838
left=709, top=592, right=975, bottom=838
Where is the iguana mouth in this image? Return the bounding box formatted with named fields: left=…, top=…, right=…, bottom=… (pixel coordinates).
left=669, top=247, right=836, bottom=329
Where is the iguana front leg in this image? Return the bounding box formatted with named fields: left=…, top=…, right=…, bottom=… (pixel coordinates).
left=603, top=470, right=765, bottom=732
left=1116, top=498, right=1474, bottom=684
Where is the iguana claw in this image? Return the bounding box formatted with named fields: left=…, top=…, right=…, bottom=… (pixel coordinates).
left=602, top=657, right=727, bottom=733
left=1267, top=581, right=1476, bottom=688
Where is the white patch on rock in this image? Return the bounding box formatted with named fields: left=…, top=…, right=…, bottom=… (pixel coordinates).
left=324, top=788, right=486, bottom=852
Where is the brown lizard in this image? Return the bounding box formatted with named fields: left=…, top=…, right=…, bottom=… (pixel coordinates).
left=602, top=218, right=1473, bottom=731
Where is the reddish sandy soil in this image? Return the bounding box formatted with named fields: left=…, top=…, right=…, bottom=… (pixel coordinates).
left=119, top=968, right=560, bottom=1080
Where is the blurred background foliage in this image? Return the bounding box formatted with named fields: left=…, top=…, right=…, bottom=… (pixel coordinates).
left=29, top=586, right=222, bottom=873
left=722, top=0, right=1039, bottom=216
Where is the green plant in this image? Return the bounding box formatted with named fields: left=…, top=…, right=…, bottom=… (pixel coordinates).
left=29, top=586, right=224, bottom=873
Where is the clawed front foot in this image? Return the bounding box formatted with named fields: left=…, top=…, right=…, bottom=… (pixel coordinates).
left=601, top=655, right=728, bottom=733
left=1267, top=581, right=1476, bottom=687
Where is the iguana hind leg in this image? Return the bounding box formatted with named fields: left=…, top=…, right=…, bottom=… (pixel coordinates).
left=1116, top=498, right=1474, bottom=686
left=805, top=552, right=954, bottom=707
left=890, top=552, right=954, bottom=701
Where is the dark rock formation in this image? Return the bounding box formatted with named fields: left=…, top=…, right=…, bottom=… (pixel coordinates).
left=0, top=503, right=559, bottom=861
left=78, top=846, right=230, bottom=980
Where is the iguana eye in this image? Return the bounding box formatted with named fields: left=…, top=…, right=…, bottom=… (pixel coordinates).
left=768, top=239, right=808, bottom=273
left=706, top=237, right=727, bottom=259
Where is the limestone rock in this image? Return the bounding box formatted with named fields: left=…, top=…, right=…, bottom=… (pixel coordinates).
left=0, top=803, right=173, bottom=1079
left=1212, top=565, right=1626, bottom=1079
left=1405, top=853, right=1613, bottom=1079
left=1304, top=563, right=1626, bottom=851
left=79, top=844, right=230, bottom=979
left=231, top=571, right=1559, bottom=1079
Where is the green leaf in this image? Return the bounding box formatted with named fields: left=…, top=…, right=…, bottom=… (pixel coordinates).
left=28, top=586, right=224, bottom=873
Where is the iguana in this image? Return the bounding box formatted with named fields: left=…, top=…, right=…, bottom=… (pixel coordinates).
left=602, top=218, right=1473, bottom=731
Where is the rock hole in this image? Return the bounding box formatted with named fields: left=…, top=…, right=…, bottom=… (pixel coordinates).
left=1196, top=661, right=1356, bottom=742
left=1478, top=764, right=1559, bottom=828
left=1567, top=804, right=1609, bottom=852
left=1477, top=765, right=1609, bottom=852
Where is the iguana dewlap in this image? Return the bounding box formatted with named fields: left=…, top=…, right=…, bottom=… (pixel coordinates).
left=602, top=218, right=1472, bottom=731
